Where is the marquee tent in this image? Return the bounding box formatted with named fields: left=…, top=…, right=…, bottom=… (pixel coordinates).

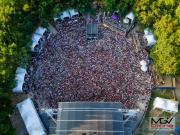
left=123, top=12, right=135, bottom=24
left=12, top=67, right=27, bottom=93
left=32, top=33, right=42, bottom=42
left=153, top=97, right=178, bottom=113
left=140, top=60, right=147, bottom=66
left=31, top=41, right=39, bottom=51
left=69, top=9, right=79, bottom=18
left=60, top=11, right=70, bottom=20
left=144, top=28, right=156, bottom=46
left=141, top=65, right=148, bottom=72
left=17, top=98, right=46, bottom=135
left=30, top=26, right=48, bottom=52
left=35, top=27, right=47, bottom=36
left=31, top=34, right=42, bottom=52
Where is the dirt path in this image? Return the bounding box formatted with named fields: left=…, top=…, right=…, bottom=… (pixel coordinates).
left=175, top=76, right=180, bottom=102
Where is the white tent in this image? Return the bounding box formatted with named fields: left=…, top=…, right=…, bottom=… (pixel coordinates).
left=140, top=60, right=147, bottom=66
left=30, top=26, right=47, bottom=52
left=153, top=97, right=178, bottom=113
left=60, top=11, right=70, bottom=20
left=17, top=98, right=46, bottom=135
left=35, top=27, right=47, bottom=36
left=69, top=9, right=79, bottom=18
left=31, top=34, right=42, bottom=52
left=144, top=28, right=156, bottom=46
left=123, top=12, right=135, bottom=24
left=31, top=41, right=38, bottom=51
left=141, top=65, right=148, bottom=72
left=32, top=34, right=42, bottom=42
left=12, top=67, right=27, bottom=93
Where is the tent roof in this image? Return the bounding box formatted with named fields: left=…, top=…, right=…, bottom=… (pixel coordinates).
left=60, top=11, right=70, bottom=20
left=35, top=27, right=47, bottom=36
left=69, top=9, right=78, bottom=17
left=17, top=98, right=46, bottom=135
left=126, top=12, right=135, bottom=20
left=153, top=97, right=178, bottom=113
left=123, top=12, right=135, bottom=24
left=144, top=28, right=156, bottom=46
left=56, top=102, right=136, bottom=135
left=30, top=27, right=46, bottom=52
left=31, top=41, right=38, bottom=51
left=32, top=34, right=42, bottom=43
left=140, top=60, right=147, bottom=66
left=145, top=35, right=156, bottom=46
left=31, top=34, right=42, bottom=52
left=12, top=67, right=27, bottom=92
left=123, top=18, right=129, bottom=24
left=141, top=65, right=148, bottom=72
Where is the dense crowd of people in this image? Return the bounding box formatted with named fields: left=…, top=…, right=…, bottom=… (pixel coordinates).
left=24, top=15, right=153, bottom=109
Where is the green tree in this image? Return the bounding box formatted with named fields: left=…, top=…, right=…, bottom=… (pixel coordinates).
left=135, top=0, right=180, bottom=75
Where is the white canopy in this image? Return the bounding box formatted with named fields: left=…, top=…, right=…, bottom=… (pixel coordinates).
left=60, top=11, right=70, bottom=20
left=123, top=12, right=135, bottom=24
left=153, top=97, right=178, bottom=113
left=35, top=27, right=47, bottom=36
left=141, top=65, right=148, bottom=72
left=12, top=67, right=27, bottom=93
left=31, top=34, right=42, bottom=52
left=69, top=9, right=79, bottom=18
left=17, top=98, right=46, bottom=135
left=32, top=34, right=42, bottom=42
left=144, top=28, right=156, bottom=46
left=31, top=41, right=38, bottom=51
left=30, top=26, right=47, bottom=52
left=140, top=60, right=147, bottom=66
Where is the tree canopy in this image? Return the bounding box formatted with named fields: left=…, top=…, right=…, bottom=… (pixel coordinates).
left=0, top=0, right=39, bottom=134
left=134, top=0, right=180, bottom=75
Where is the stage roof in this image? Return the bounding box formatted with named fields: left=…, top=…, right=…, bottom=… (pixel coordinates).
left=56, top=102, right=136, bottom=135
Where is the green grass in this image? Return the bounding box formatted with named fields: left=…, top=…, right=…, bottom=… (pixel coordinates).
left=151, top=90, right=174, bottom=99
left=135, top=90, right=175, bottom=135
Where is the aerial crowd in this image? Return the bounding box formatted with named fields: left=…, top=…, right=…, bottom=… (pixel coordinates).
left=24, top=15, right=153, bottom=110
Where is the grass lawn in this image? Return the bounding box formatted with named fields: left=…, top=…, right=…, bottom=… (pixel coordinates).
left=135, top=90, right=175, bottom=135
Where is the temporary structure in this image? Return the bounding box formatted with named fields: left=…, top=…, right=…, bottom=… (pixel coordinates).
left=32, top=34, right=42, bottom=42
left=153, top=97, right=178, bottom=113
left=12, top=67, right=27, bottom=93
left=31, top=34, right=42, bottom=52
left=144, top=28, right=156, bottom=46
left=123, top=12, right=135, bottom=24
left=31, top=41, right=39, bottom=51
left=60, top=11, right=70, bottom=20
left=30, top=26, right=48, bottom=52
left=69, top=9, right=79, bottom=18
left=141, top=65, right=148, bottom=72
left=17, top=98, right=46, bottom=135
left=35, top=27, right=47, bottom=36
left=140, top=60, right=147, bottom=66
